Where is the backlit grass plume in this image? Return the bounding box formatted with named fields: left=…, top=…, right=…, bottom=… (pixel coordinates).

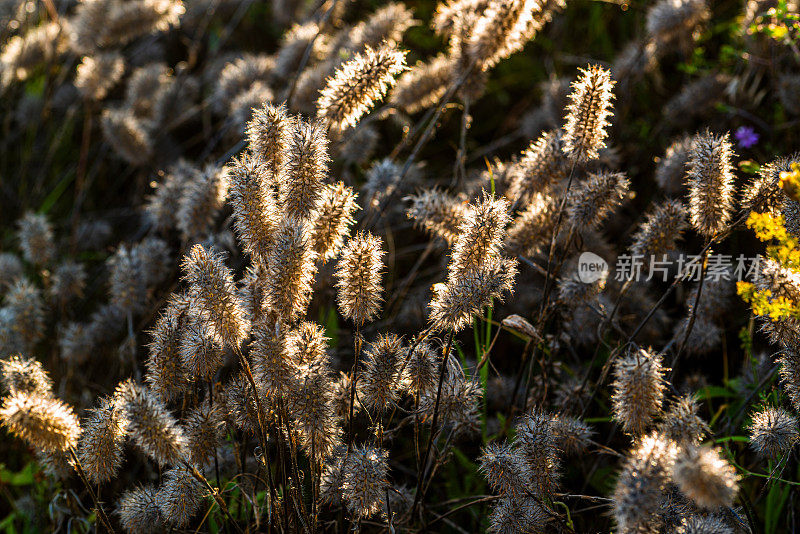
left=16, top=211, right=54, bottom=266
left=450, top=193, right=510, bottom=279
left=359, top=334, right=405, bottom=411
left=341, top=445, right=389, bottom=519
left=265, top=217, right=319, bottom=323
left=228, top=153, right=278, bottom=263
left=182, top=244, right=249, bottom=348
left=310, top=182, right=359, bottom=261
left=562, top=64, right=615, bottom=162
left=116, top=485, right=163, bottom=534
left=390, top=54, right=453, bottom=114
left=1, top=391, right=80, bottom=453
left=317, top=44, right=407, bottom=130
left=335, top=231, right=385, bottom=325
left=467, top=0, right=566, bottom=71
left=506, top=130, right=568, bottom=206
left=611, top=347, right=666, bottom=436
left=613, top=432, right=679, bottom=533
left=77, top=396, right=127, bottom=484
left=671, top=445, right=738, bottom=509
left=157, top=465, right=207, bottom=528
left=75, top=51, right=125, bottom=100
left=282, top=118, right=330, bottom=219
left=406, top=189, right=467, bottom=245
left=115, top=379, right=187, bottom=466
left=429, top=255, right=517, bottom=332
left=686, top=131, right=736, bottom=239
left=630, top=199, right=688, bottom=258
left=567, top=170, right=629, bottom=229
left=145, top=294, right=190, bottom=402
left=748, top=405, right=799, bottom=459
left=246, top=102, right=294, bottom=179
left=1, top=354, right=52, bottom=396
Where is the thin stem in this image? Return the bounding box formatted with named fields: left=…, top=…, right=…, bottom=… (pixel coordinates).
left=410, top=330, right=454, bottom=518
left=67, top=447, right=116, bottom=534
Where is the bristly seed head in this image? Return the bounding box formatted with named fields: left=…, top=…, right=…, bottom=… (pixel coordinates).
left=562, top=64, right=615, bottom=162
left=1, top=391, right=80, bottom=453
left=1, top=354, right=53, bottom=396
left=317, top=44, right=407, bottom=130
left=686, top=130, right=736, bottom=239
left=748, top=405, right=799, bottom=459
left=334, top=231, right=385, bottom=325
left=611, top=347, right=666, bottom=436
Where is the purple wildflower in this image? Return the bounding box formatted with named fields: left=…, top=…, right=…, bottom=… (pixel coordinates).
left=735, top=126, right=759, bottom=149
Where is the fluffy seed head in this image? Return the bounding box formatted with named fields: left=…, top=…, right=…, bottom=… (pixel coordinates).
left=677, top=515, right=734, bottom=534
left=611, top=347, right=666, bottom=436
left=429, top=256, right=517, bottom=332
left=505, top=192, right=558, bottom=256
left=78, top=396, right=126, bottom=484
left=686, top=131, right=736, bottom=238
left=75, top=51, right=125, bottom=100
left=657, top=394, right=709, bottom=445
left=49, top=261, right=87, bottom=303
left=145, top=295, right=191, bottom=402
left=182, top=244, right=249, bottom=348
left=2, top=279, right=46, bottom=356
left=778, top=349, right=800, bottom=412
left=488, top=496, right=547, bottom=534
left=157, top=465, right=207, bottom=527
left=568, top=171, right=629, bottom=229
left=177, top=164, right=231, bottom=241
left=334, top=232, right=385, bottom=325
left=250, top=323, right=293, bottom=398
left=287, top=361, right=342, bottom=460
left=748, top=405, right=799, bottom=459
left=0, top=253, right=23, bottom=292
left=1, top=391, right=80, bottom=452
left=116, top=485, right=163, bottom=534
left=742, top=154, right=799, bottom=214
left=16, top=211, right=54, bottom=266
left=285, top=321, right=329, bottom=367
left=672, top=445, right=738, bottom=509
left=345, top=3, right=418, bottom=51
left=562, top=64, right=615, bottom=162
left=282, top=119, right=330, bottom=219
left=1, top=354, right=52, bottom=396
left=514, top=410, right=561, bottom=494
left=227, top=153, right=278, bottom=263
left=656, top=136, right=693, bottom=195
left=317, top=44, right=407, bottom=130
left=184, top=403, right=224, bottom=466
left=467, top=0, right=566, bottom=70
left=341, top=445, right=389, bottom=518
left=506, top=130, right=569, bottom=207
left=450, top=193, right=510, bottom=279
left=246, top=102, right=294, bottom=179
left=406, top=189, right=467, bottom=245
left=390, top=54, right=454, bottom=114
left=401, top=341, right=439, bottom=396
left=310, top=182, right=359, bottom=261
left=359, top=334, right=405, bottom=412
left=179, top=318, right=224, bottom=382
left=115, top=380, right=187, bottom=466
left=479, top=441, right=532, bottom=498
left=100, top=108, right=153, bottom=166
left=264, top=218, right=319, bottom=322
left=108, top=244, right=148, bottom=315
left=646, top=0, right=709, bottom=47
left=613, top=432, right=679, bottom=534
left=630, top=199, right=688, bottom=258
